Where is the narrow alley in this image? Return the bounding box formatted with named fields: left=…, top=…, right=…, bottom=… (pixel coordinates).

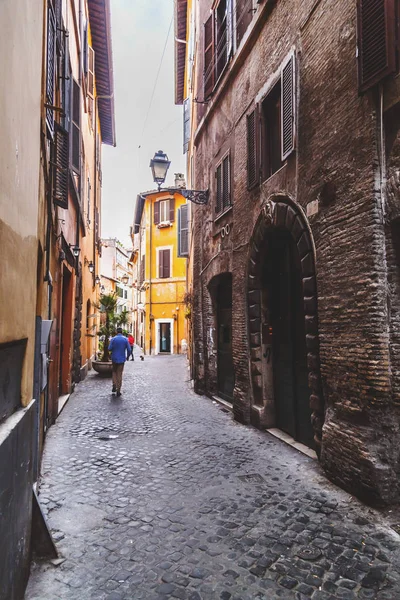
left=27, top=355, right=400, bottom=600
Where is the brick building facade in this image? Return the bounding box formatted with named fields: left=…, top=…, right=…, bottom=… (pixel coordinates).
left=175, top=0, right=400, bottom=504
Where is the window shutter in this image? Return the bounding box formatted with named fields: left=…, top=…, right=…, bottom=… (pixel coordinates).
left=222, top=155, right=231, bottom=209
left=216, top=163, right=223, bottom=213
left=158, top=249, right=163, bottom=278
left=247, top=109, right=258, bottom=189
left=357, top=0, right=396, bottom=92
left=183, top=98, right=191, bottom=154
left=178, top=204, right=189, bottom=257
left=53, top=123, right=69, bottom=208
left=281, top=54, right=295, bottom=160
left=46, top=2, right=56, bottom=135
left=71, top=79, right=81, bottom=173
left=163, top=250, right=171, bottom=278
left=154, top=201, right=160, bottom=225
left=204, top=15, right=215, bottom=99
left=83, top=22, right=88, bottom=75
left=226, top=0, right=233, bottom=58
left=169, top=197, right=175, bottom=222
left=88, top=46, right=95, bottom=128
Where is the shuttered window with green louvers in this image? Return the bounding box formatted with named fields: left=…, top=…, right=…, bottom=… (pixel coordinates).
left=71, top=79, right=81, bottom=173
left=357, top=0, right=396, bottom=92
left=46, top=2, right=56, bottom=135
left=281, top=55, right=295, bottom=160
left=53, top=123, right=69, bottom=208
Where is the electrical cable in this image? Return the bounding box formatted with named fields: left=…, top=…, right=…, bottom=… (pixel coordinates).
left=139, top=15, right=174, bottom=145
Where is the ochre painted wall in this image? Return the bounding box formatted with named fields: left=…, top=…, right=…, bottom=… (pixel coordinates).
left=141, top=191, right=187, bottom=355
left=0, top=0, right=43, bottom=407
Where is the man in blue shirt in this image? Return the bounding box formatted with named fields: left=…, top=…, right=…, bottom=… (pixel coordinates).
left=108, top=327, right=132, bottom=396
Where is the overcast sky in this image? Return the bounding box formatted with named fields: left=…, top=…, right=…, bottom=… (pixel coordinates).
left=101, top=0, right=185, bottom=247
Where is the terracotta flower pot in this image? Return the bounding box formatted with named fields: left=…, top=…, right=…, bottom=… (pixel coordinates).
left=92, top=361, right=113, bottom=377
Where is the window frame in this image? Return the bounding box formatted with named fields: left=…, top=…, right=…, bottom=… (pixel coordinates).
left=215, top=151, right=232, bottom=217
left=157, top=247, right=172, bottom=279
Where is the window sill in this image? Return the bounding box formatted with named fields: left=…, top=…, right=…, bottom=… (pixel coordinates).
left=214, top=205, right=233, bottom=224
left=157, top=221, right=172, bottom=229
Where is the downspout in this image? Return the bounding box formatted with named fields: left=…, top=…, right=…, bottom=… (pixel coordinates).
left=149, top=200, right=153, bottom=355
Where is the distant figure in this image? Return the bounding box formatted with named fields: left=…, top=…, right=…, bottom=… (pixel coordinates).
left=108, top=327, right=132, bottom=396
left=128, top=334, right=135, bottom=361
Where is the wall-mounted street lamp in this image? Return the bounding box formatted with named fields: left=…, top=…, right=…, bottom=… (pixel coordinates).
left=100, top=285, right=105, bottom=293
left=95, top=275, right=101, bottom=286
left=88, top=261, right=95, bottom=273
left=149, top=150, right=209, bottom=205
left=121, top=274, right=129, bottom=285
left=69, top=244, right=81, bottom=258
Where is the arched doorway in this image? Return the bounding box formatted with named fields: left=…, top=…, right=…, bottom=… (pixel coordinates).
left=247, top=198, right=324, bottom=452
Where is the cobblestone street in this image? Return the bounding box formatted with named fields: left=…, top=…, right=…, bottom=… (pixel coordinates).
left=26, top=354, right=400, bottom=600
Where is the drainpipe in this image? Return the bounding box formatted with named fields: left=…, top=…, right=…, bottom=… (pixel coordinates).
left=149, top=200, right=153, bottom=355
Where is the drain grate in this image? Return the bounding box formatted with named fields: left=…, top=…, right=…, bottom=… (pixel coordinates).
left=297, top=547, right=322, bottom=561
left=238, top=473, right=266, bottom=484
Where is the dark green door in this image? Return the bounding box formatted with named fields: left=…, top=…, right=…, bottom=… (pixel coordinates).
left=217, top=274, right=234, bottom=402
left=266, top=230, right=314, bottom=449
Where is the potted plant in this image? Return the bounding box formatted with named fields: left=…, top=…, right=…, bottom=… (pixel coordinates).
left=92, top=292, right=118, bottom=377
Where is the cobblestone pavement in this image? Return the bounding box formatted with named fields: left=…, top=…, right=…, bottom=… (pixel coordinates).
left=26, top=354, right=400, bottom=600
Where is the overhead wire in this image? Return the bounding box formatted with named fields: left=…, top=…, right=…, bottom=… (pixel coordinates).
left=139, top=15, right=174, bottom=146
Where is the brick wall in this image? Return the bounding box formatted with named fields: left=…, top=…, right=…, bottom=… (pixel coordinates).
left=190, top=0, right=400, bottom=503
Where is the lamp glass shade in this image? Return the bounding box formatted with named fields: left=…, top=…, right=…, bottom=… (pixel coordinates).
left=88, top=261, right=95, bottom=273
left=72, top=246, right=80, bottom=257
left=121, top=275, right=129, bottom=285
left=150, top=150, right=170, bottom=185
left=95, top=275, right=101, bottom=285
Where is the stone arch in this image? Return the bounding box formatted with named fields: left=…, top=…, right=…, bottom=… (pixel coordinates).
left=247, top=195, right=324, bottom=453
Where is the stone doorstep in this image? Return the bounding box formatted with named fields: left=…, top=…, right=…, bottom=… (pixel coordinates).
left=58, top=394, right=70, bottom=416
left=211, top=395, right=233, bottom=411
left=266, top=428, right=318, bottom=460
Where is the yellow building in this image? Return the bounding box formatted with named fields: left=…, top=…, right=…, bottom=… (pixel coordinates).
left=132, top=179, right=189, bottom=355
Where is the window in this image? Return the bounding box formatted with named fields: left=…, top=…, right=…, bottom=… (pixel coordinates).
left=178, top=204, right=189, bottom=257
left=247, top=108, right=258, bottom=189
left=154, top=198, right=175, bottom=225
left=236, top=0, right=253, bottom=47
left=87, top=45, right=95, bottom=128
left=140, top=255, right=145, bottom=284
left=46, top=1, right=56, bottom=135
left=262, top=81, right=282, bottom=180
left=87, top=177, right=91, bottom=225
left=53, top=123, right=69, bottom=208
left=216, top=154, right=231, bottom=215
left=158, top=249, right=171, bottom=278
left=124, top=290, right=128, bottom=299
left=71, top=79, right=81, bottom=173
left=256, top=54, right=295, bottom=181
left=203, top=0, right=233, bottom=98
left=357, top=0, right=396, bottom=92
left=117, top=286, right=124, bottom=298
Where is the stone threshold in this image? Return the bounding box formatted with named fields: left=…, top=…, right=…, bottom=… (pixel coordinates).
left=211, top=395, right=233, bottom=411
left=266, top=428, right=317, bottom=460
left=58, top=394, right=70, bottom=416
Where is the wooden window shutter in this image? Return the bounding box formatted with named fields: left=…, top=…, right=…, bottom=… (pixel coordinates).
left=71, top=79, right=81, bottom=173
left=204, top=15, right=215, bottom=99
left=222, top=155, right=231, bottom=209
left=357, top=0, right=396, bottom=92
left=154, top=201, right=160, bottom=225
left=163, top=249, right=171, bottom=278
left=46, top=2, right=56, bottom=135
left=169, top=197, right=175, bottom=222
left=178, top=204, right=189, bottom=257
left=158, top=249, right=163, bottom=278
left=88, top=46, right=95, bottom=128
left=216, top=162, right=223, bottom=213
left=247, top=109, right=258, bottom=189
left=281, top=54, right=295, bottom=160
left=53, top=123, right=69, bottom=208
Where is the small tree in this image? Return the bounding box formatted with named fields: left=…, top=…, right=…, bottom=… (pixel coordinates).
left=95, top=292, right=118, bottom=362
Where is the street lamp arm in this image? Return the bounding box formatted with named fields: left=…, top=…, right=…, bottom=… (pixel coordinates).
left=167, top=188, right=209, bottom=205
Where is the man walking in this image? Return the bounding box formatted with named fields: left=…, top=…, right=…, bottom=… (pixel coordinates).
left=108, top=327, right=132, bottom=396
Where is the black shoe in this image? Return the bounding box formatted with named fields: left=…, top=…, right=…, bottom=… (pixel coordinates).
left=112, top=385, right=116, bottom=393
left=116, top=390, right=121, bottom=397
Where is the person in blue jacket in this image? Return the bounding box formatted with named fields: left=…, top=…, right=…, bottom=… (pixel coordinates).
left=108, top=327, right=132, bottom=396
